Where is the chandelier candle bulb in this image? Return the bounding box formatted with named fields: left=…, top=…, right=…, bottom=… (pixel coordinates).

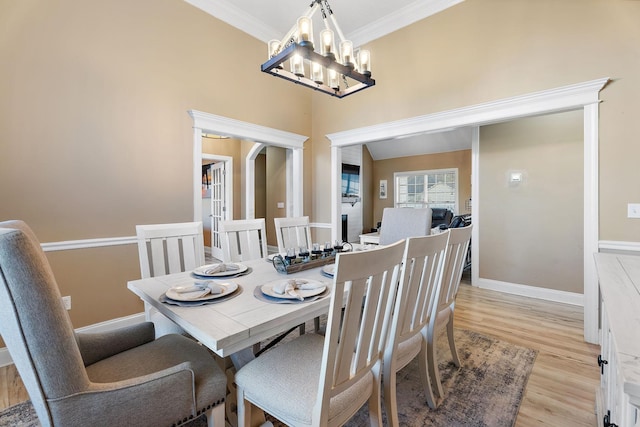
left=340, top=40, right=354, bottom=67
left=358, top=50, right=371, bottom=75
left=297, top=16, right=314, bottom=48
left=268, top=39, right=283, bottom=69
left=320, top=28, right=335, bottom=59
left=290, top=54, right=305, bottom=77
left=328, top=68, right=339, bottom=89
left=312, top=62, right=324, bottom=84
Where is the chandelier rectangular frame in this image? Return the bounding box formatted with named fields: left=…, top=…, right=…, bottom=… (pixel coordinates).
left=260, top=0, right=375, bottom=99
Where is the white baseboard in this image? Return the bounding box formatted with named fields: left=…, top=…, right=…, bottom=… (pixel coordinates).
left=0, top=313, right=146, bottom=368
left=477, top=278, right=584, bottom=306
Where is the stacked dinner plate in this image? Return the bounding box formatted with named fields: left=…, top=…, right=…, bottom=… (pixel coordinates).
left=162, top=262, right=246, bottom=305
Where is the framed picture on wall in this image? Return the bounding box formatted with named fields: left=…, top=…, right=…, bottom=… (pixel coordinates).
left=379, top=180, right=387, bottom=199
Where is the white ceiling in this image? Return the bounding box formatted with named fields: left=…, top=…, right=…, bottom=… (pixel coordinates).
left=366, top=127, right=473, bottom=160
left=184, top=0, right=472, bottom=159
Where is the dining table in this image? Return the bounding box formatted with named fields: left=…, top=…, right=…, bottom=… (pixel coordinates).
left=127, top=255, right=335, bottom=358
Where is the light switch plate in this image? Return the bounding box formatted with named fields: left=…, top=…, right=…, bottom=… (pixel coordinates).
left=628, top=203, right=640, bottom=218
left=277, top=202, right=285, bottom=209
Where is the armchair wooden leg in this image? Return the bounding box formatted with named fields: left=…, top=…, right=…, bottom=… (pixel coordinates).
left=206, top=404, right=225, bottom=427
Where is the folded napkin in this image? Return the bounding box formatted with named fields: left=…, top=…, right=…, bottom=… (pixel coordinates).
left=201, top=263, right=239, bottom=274
left=171, top=281, right=224, bottom=300
left=272, top=279, right=324, bottom=301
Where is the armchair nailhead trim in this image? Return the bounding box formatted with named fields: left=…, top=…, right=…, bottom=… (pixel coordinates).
left=175, top=398, right=226, bottom=426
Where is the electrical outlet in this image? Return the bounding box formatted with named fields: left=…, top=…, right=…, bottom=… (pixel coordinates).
left=628, top=203, right=640, bottom=219
left=62, top=296, right=71, bottom=310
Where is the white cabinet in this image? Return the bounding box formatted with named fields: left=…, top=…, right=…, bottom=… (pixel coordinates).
left=595, top=254, right=640, bottom=427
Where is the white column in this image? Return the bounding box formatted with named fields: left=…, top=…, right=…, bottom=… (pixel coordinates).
left=193, top=127, right=203, bottom=222
left=470, top=126, right=480, bottom=288
left=331, top=145, right=342, bottom=242
left=583, top=102, right=600, bottom=344
left=292, top=147, right=304, bottom=217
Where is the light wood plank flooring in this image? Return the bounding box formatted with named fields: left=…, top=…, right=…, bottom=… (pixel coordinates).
left=0, top=276, right=601, bottom=425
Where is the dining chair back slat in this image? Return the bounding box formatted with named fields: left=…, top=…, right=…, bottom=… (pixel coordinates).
left=274, top=216, right=312, bottom=253
left=219, top=219, right=268, bottom=262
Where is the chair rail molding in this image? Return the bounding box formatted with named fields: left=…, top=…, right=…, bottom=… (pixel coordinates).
left=326, top=77, right=609, bottom=344
left=599, top=240, right=640, bottom=253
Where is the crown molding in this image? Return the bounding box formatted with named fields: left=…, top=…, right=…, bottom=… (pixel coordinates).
left=184, top=0, right=281, bottom=42
left=184, top=0, right=463, bottom=45
left=350, top=0, right=464, bottom=47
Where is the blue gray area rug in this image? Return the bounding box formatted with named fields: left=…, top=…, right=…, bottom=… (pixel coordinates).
left=0, top=329, right=536, bottom=427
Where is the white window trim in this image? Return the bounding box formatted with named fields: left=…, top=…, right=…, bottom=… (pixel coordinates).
left=393, top=168, right=459, bottom=213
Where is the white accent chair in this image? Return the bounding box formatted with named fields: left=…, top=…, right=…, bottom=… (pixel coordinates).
left=219, top=218, right=268, bottom=262
left=136, top=221, right=205, bottom=337
left=383, top=231, right=449, bottom=425
left=0, top=220, right=226, bottom=427
left=427, top=224, right=473, bottom=403
left=234, top=240, right=406, bottom=427
left=274, top=216, right=313, bottom=254
left=378, top=208, right=432, bottom=246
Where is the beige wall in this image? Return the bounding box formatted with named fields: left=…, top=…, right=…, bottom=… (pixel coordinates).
left=361, top=146, right=375, bottom=233
left=265, top=146, right=287, bottom=247
left=479, top=110, right=584, bottom=293
left=254, top=153, right=267, bottom=221
left=371, top=150, right=472, bottom=226
left=0, top=0, right=311, bottom=328
left=2, top=0, right=640, bottom=331
left=308, top=0, right=640, bottom=245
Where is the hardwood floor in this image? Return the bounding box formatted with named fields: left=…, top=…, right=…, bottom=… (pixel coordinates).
left=0, top=275, right=601, bottom=425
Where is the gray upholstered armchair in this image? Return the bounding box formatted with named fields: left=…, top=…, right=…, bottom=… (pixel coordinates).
left=0, top=220, right=227, bottom=427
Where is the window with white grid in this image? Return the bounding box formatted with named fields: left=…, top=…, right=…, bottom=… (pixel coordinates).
left=394, top=168, right=458, bottom=213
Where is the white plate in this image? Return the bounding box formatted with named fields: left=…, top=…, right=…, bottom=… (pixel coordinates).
left=261, top=279, right=326, bottom=300
left=165, top=282, right=239, bottom=302
left=321, top=264, right=336, bottom=277
left=193, top=263, right=248, bottom=277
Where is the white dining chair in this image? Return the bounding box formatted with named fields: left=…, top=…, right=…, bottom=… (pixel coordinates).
left=274, top=216, right=313, bottom=254
left=136, top=221, right=205, bottom=337
left=427, top=224, right=473, bottom=403
left=219, top=218, right=268, bottom=262
left=378, top=207, right=432, bottom=246
left=234, top=239, right=406, bottom=427
left=383, top=231, right=449, bottom=425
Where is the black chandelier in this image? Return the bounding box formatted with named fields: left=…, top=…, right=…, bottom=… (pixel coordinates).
left=261, top=0, right=375, bottom=99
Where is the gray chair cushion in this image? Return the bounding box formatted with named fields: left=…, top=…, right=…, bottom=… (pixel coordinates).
left=235, top=333, right=373, bottom=426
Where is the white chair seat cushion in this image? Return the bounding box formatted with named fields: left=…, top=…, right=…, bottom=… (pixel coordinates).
left=235, top=333, right=373, bottom=426
left=395, top=331, right=423, bottom=371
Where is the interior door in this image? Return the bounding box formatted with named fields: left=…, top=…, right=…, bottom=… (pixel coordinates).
left=209, top=161, right=226, bottom=260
